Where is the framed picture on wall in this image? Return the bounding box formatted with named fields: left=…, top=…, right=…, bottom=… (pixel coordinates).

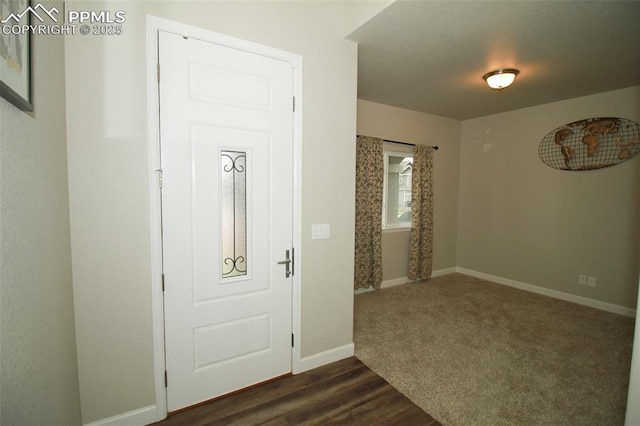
left=0, top=0, right=33, bottom=112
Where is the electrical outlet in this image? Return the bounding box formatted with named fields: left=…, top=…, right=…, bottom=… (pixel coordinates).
left=587, top=276, right=596, bottom=287
left=578, top=275, right=587, bottom=285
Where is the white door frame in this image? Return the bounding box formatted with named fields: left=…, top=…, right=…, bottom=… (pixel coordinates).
left=145, top=15, right=303, bottom=421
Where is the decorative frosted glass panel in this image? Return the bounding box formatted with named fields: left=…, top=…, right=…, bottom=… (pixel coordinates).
left=221, top=151, right=247, bottom=278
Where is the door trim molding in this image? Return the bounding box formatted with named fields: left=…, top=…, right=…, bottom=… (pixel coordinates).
left=146, top=15, right=303, bottom=422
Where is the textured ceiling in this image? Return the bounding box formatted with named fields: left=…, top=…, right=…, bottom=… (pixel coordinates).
left=347, top=0, right=640, bottom=120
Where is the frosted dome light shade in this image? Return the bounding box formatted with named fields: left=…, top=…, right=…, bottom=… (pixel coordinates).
left=483, top=69, right=520, bottom=89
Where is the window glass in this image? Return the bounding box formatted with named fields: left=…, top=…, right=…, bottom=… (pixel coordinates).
left=220, top=150, right=247, bottom=278
left=383, top=152, right=412, bottom=229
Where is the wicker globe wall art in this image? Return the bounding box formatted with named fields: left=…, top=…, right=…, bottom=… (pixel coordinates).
left=538, top=117, right=640, bottom=171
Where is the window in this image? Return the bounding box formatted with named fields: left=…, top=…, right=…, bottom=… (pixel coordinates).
left=383, top=151, right=413, bottom=229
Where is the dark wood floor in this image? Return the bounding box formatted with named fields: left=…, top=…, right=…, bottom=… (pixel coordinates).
left=155, top=357, right=441, bottom=425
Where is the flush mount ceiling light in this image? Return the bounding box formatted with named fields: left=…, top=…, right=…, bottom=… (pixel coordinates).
left=482, top=68, right=520, bottom=90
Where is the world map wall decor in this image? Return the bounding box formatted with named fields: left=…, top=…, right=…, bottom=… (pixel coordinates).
left=538, top=117, right=640, bottom=171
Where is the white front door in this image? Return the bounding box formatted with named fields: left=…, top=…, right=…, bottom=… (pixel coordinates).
left=159, top=30, right=294, bottom=412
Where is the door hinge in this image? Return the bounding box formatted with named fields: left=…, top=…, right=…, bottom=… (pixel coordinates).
left=164, top=371, right=168, bottom=387
left=155, top=168, right=163, bottom=188
left=161, top=273, right=165, bottom=292
left=291, top=333, right=294, bottom=347
left=293, top=96, right=295, bottom=112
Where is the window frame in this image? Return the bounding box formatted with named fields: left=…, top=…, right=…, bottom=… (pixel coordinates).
left=382, top=150, right=413, bottom=230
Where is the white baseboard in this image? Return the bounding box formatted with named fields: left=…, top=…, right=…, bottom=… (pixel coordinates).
left=299, top=342, right=355, bottom=373
left=431, top=267, right=457, bottom=278
left=84, top=405, right=158, bottom=426
left=85, top=344, right=354, bottom=424
left=456, top=267, right=636, bottom=318
left=357, top=267, right=459, bottom=294
left=381, top=277, right=414, bottom=288
left=85, top=344, right=354, bottom=425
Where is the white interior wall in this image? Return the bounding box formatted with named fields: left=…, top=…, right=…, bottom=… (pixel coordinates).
left=64, top=1, right=357, bottom=423
left=342, top=0, right=395, bottom=37
left=626, top=278, right=640, bottom=424
left=0, top=1, right=82, bottom=423
left=457, top=87, right=640, bottom=309
left=2, top=0, right=630, bottom=423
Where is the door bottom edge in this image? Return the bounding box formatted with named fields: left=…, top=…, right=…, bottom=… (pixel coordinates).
left=168, top=370, right=293, bottom=415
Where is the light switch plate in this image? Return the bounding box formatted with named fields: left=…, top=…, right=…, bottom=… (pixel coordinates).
left=311, top=224, right=330, bottom=239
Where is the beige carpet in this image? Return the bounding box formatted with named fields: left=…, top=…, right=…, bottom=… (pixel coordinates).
left=354, top=273, right=635, bottom=425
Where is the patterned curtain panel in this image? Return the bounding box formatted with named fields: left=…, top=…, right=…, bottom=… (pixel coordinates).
left=408, top=145, right=434, bottom=280
left=354, top=136, right=384, bottom=289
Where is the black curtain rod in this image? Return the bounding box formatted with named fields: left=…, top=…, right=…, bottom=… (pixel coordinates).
left=384, top=138, right=439, bottom=150
left=357, top=135, right=439, bottom=150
